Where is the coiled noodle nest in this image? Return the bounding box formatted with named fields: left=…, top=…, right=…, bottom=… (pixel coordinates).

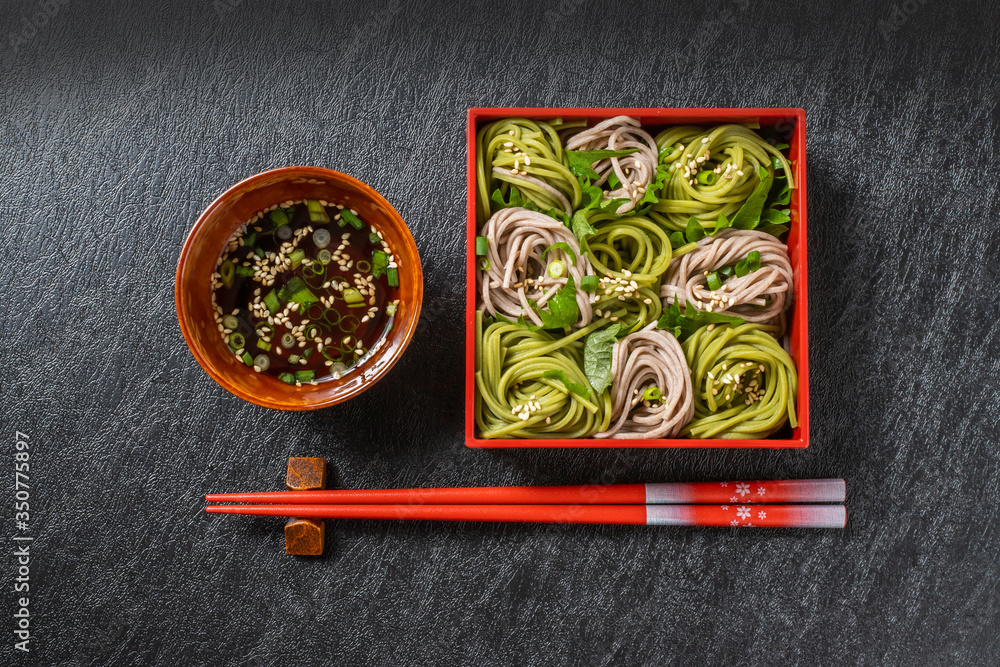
left=475, top=313, right=610, bottom=438
left=681, top=323, right=798, bottom=439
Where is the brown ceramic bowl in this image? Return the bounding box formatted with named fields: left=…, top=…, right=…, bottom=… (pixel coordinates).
left=176, top=166, right=423, bottom=410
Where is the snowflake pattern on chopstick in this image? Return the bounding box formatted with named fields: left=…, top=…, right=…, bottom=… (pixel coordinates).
left=736, top=506, right=751, bottom=519
left=736, top=483, right=750, bottom=496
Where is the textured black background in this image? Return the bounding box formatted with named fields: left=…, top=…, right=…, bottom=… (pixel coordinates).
left=2, top=0, right=999, bottom=664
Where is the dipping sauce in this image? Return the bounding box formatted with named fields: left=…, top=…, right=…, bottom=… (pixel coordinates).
left=211, top=199, right=401, bottom=386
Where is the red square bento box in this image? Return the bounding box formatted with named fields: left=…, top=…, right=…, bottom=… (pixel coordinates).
left=465, top=108, right=808, bottom=449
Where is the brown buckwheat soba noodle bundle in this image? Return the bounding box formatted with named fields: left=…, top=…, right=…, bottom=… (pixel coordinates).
left=478, top=207, right=595, bottom=328
left=660, top=229, right=793, bottom=323
left=596, top=325, right=694, bottom=439
left=566, top=116, right=659, bottom=216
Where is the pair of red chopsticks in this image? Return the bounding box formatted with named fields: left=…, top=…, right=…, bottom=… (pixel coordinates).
left=206, top=479, right=846, bottom=529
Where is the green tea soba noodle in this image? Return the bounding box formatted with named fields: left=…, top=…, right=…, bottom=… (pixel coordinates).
left=661, top=229, right=793, bottom=323
left=582, top=212, right=671, bottom=333
left=585, top=212, right=673, bottom=281
left=475, top=312, right=611, bottom=438
left=649, top=124, right=794, bottom=231
left=476, top=118, right=582, bottom=223
left=565, top=116, right=659, bottom=215
left=681, top=323, right=798, bottom=439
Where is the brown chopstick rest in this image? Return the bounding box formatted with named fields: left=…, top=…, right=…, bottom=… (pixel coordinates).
left=284, top=457, right=326, bottom=556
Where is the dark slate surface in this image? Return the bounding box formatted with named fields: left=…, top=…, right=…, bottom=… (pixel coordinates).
left=2, top=0, right=999, bottom=664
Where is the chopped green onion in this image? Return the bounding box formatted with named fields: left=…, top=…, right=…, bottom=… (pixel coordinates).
left=306, top=200, right=330, bottom=224
left=387, top=267, right=399, bottom=287
left=279, top=372, right=295, bottom=384
left=280, top=332, right=296, bottom=349
left=263, top=289, right=280, bottom=314
left=306, top=304, right=324, bottom=321
left=288, top=354, right=300, bottom=364
left=289, top=249, right=305, bottom=269
left=547, top=261, right=566, bottom=279
left=641, top=386, right=662, bottom=402
left=369, top=233, right=381, bottom=245
left=270, top=209, right=290, bottom=227
left=340, top=315, right=360, bottom=332
left=734, top=250, right=763, bottom=277
left=320, top=308, right=342, bottom=326
left=386, top=302, right=397, bottom=315
left=305, top=325, right=319, bottom=339
left=276, top=225, right=292, bottom=241
left=542, top=242, right=578, bottom=266
left=719, top=265, right=734, bottom=279
left=302, top=347, right=313, bottom=359
left=475, top=236, right=489, bottom=256
left=580, top=275, right=599, bottom=292
left=330, top=362, right=347, bottom=377
left=255, top=247, right=266, bottom=259
left=343, top=288, right=364, bottom=305
left=222, top=315, right=239, bottom=330
left=219, top=260, right=235, bottom=289
left=241, top=352, right=253, bottom=366
left=356, top=260, right=371, bottom=273
left=371, top=250, right=388, bottom=278
left=696, top=170, right=718, bottom=186
left=313, top=228, right=331, bottom=248
left=235, top=265, right=254, bottom=277
left=317, top=249, right=332, bottom=264
left=706, top=272, right=722, bottom=291
left=295, top=370, right=315, bottom=382
left=477, top=257, right=491, bottom=271
left=291, top=286, right=318, bottom=308
left=341, top=209, right=364, bottom=229
left=243, top=231, right=256, bottom=246
left=253, top=354, right=270, bottom=371
left=229, top=332, right=245, bottom=350
left=256, top=339, right=271, bottom=351
left=278, top=276, right=317, bottom=307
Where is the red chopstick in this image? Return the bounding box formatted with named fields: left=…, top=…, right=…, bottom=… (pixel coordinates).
left=206, top=479, right=845, bottom=506
left=205, top=503, right=846, bottom=528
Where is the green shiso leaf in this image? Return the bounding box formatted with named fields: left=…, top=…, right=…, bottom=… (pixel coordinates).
left=583, top=323, right=621, bottom=395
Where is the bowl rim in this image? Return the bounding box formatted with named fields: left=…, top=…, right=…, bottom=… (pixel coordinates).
left=464, top=107, right=808, bottom=448
left=176, top=165, right=423, bottom=410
